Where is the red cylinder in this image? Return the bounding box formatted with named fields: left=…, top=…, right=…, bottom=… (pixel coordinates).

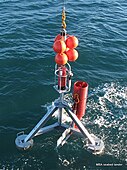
left=58, top=66, right=67, bottom=90
left=73, top=81, right=88, bottom=120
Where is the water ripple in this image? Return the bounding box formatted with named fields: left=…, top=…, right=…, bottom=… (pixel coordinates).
left=0, top=0, right=127, bottom=169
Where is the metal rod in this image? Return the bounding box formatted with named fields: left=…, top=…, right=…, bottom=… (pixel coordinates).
left=35, top=122, right=59, bottom=136
left=58, top=92, right=64, bottom=125
left=58, top=108, right=63, bottom=125
left=24, top=107, right=58, bottom=142
left=64, top=108, right=95, bottom=145
left=60, top=92, right=64, bottom=102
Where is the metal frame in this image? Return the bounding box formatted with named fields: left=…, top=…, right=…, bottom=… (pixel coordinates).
left=15, top=64, right=104, bottom=154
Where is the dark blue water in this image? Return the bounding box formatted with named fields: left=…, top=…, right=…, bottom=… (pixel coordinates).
left=0, top=0, right=127, bottom=169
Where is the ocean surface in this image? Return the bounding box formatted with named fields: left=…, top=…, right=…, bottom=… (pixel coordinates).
left=0, top=0, right=127, bottom=169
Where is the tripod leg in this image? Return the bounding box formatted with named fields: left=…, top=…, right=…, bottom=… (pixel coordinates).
left=15, top=106, right=58, bottom=150
left=64, top=107, right=95, bottom=145
left=24, top=106, right=58, bottom=143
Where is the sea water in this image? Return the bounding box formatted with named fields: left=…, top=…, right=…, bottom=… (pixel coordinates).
left=0, top=0, right=127, bottom=169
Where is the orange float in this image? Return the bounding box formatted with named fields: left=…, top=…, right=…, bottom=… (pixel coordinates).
left=66, top=36, right=78, bottom=49
left=54, top=34, right=64, bottom=42
left=53, top=40, right=66, bottom=53
left=54, top=34, right=70, bottom=42
left=55, top=53, right=68, bottom=65
left=66, top=49, right=78, bottom=62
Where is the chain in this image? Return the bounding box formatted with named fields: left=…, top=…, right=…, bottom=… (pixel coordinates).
left=62, top=7, right=66, bottom=29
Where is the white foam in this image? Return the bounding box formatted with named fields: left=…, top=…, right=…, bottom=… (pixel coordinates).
left=86, top=82, right=127, bottom=161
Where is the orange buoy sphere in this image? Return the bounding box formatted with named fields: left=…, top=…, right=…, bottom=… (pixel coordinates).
left=66, top=49, right=78, bottom=62
left=54, top=34, right=70, bottom=42
left=54, top=34, right=64, bottom=42
left=66, top=36, right=78, bottom=49
left=53, top=40, right=66, bottom=53
left=55, top=53, right=68, bottom=65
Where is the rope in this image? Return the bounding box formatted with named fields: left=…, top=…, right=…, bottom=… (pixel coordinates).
left=73, top=93, right=80, bottom=104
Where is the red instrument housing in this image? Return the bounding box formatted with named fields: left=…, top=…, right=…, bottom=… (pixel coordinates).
left=73, top=81, right=88, bottom=120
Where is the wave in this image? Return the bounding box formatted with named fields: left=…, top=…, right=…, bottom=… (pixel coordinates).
left=85, top=82, right=127, bottom=162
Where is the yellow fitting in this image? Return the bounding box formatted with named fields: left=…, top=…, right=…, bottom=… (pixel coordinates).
left=62, top=15, right=66, bottom=21
left=62, top=21, right=66, bottom=29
